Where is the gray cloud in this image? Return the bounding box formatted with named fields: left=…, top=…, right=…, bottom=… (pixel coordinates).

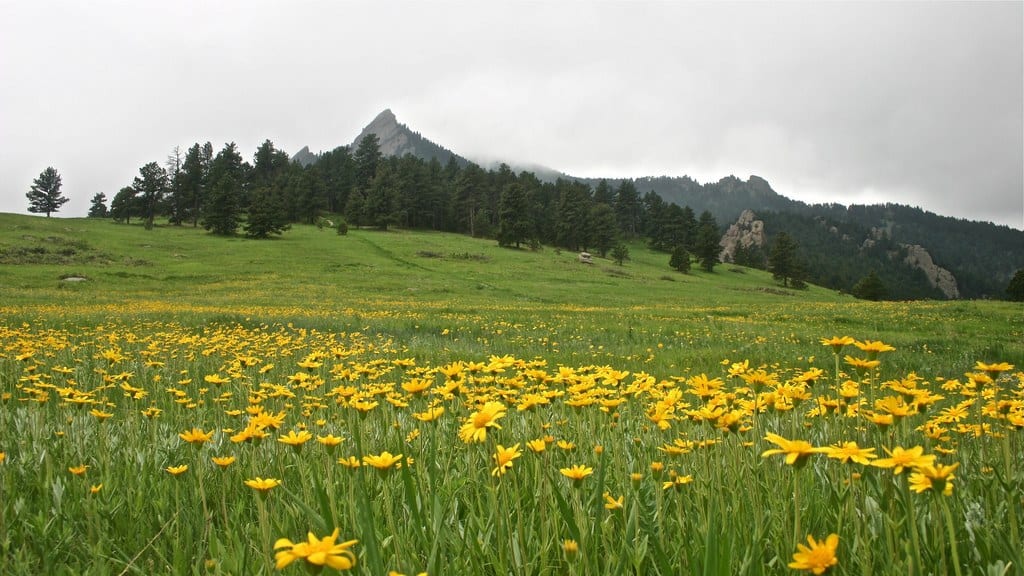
left=1, top=1, right=1020, bottom=228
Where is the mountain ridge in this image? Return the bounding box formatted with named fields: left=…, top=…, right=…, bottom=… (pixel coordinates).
left=290, top=109, right=1023, bottom=298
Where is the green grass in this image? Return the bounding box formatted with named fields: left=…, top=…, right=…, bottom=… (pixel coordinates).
left=0, top=213, right=1022, bottom=575
left=1, top=214, right=1019, bottom=374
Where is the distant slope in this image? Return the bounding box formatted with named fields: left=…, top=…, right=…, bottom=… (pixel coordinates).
left=576, top=174, right=803, bottom=225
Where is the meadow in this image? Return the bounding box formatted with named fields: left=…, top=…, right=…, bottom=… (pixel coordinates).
left=0, top=213, right=1021, bottom=575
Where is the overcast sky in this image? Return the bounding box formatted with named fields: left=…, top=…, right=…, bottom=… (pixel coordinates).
left=1, top=1, right=1021, bottom=228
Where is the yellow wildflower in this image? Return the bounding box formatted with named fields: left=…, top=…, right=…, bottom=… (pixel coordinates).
left=166, top=464, right=188, bottom=476
left=789, top=533, right=839, bottom=574
left=244, top=477, right=281, bottom=492
left=362, top=451, right=403, bottom=471
left=821, top=442, right=876, bottom=465
left=458, top=401, right=506, bottom=443
left=560, top=464, right=594, bottom=485
left=211, top=456, right=236, bottom=468
left=873, top=446, right=935, bottom=475
left=274, top=528, right=357, bottom=571
left=179, top=427, right=214, bottom=445
left=491, top=443, right=522, bottom=477
left=761, top=433, right=824, bottom=467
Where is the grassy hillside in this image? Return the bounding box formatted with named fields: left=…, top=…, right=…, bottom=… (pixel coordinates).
left=1, top=213, right=1019, bottom=375
left=2, top=212, right=1022, bottom=575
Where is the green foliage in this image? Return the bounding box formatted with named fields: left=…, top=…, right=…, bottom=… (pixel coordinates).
left=244, top=188, right=290, bottom=239
left=695, top=211, right=720, bottom=272
left=335, top=217, right=349, bottom=236
left=759, top=211, right=946, bottom=300
left=87, top=193, right=108, bottom=218
left=497, top=183, right=535, bottom=248
left=132, top=161, right=169, bottom=230
left=614, top=180, right=641, bottom=237
left=731, top=242, right=766, bottom=269
left=168, top=142, right=212, bottom=227
left=555, top=179, right=592, bottom=251
left=610, top=242, right=629, bottom=265
left=364, top=161, right=402, bottom=230
left=670, top=245, right=691, bottom=273
left=26, top=166, right=68, bottom=217
left=203, top=143, right=245, bottom=236
left=354, top=133, right=382, bottom=192
left=588, top=203, right=618, bottom=257
left=852, top=270, right=887, bottom=301
left=768, top=231, right=806, bottom=288
left=1006, top=269, right=1024, bottom=301
left=109, top=186, right=136, bottom=224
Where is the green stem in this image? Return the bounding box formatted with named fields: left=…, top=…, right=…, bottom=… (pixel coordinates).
left=793, top=471, right=801, bottom=547
left=939, top=496, right=963, bottom=576
left=903, top=480, right=923, bottom=576
left=1002, top=433, right=1020, bottom=553
left=255, top=495, right=272, bottom=574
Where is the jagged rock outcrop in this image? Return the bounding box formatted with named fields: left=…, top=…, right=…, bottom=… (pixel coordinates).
left=352, top=109, right=412, bottom=156
left=902, top=244, right=959, bottom=299
left=349, top=109, right=464, bottom=166
left=719, top=209, right=766, bottom=262
left=290, top=146, right=318, bottom=167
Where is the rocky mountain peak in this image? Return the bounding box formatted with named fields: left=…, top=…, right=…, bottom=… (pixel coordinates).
left=352, top=108, right=410, bottom=157
left=348, top=109, right=463, bottom=166
left=290, top=145, right=317, bottom=167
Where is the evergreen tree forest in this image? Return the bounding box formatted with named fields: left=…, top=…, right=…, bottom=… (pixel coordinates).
left=99, top=138, right=719, bottom=263
left=88, top=136, right=1023, bottom=301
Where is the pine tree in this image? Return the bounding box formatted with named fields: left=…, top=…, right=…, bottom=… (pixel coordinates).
left=87, top=193, right=108, bottom=218
left=354, top=133, right=382, bottom=193
left=614, top=180, right=641, bottom=237
left=1006, top=269, right=1024, bottom=301
left=245, top=187, right=290, bottom=238
left=172, top=143, right=210, bottom=226
left=588, top=203, right=619, bottom=257
left=203, top=143, right=245, bottom=236
left=250, top=140, right=291, bottom=191
left=768, top=232, right=805, bottom=288
left=642, top=191, right=668, bottom=245
left=133, top=161, right=168, bottom=229
left=164, top=147, right=183, bottom=224
left=26, top=167, right=68, bottom=217
left=453, top=163, right=486, bottom=236
left=611, top=243, right=630, bottom=266
left=670, top=245, right=691, bottom=273
left=110, top=186, right=137, bottom=224
left=497, top=182, right=534, bottom=248
left=852, top=271, right=887, bottom=301
left=694, top=211, right=721, bottom=272
left=364, top=161, right=401, bottom=230
left=593, top=180, right=615, bottom=205
left=555, top=179, right=592, bottom=251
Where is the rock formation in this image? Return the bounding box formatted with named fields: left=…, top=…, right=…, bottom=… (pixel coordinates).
left=719, top=209, right=766, bottom=262
left=290, top=146, right=318, bottom=167
left=902, top=244, right=960, bottom=299
left=351, top=109, right=412, bottom=157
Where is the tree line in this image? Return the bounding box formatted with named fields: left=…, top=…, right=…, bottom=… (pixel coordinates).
left=83, top=135, right=727, bottom=268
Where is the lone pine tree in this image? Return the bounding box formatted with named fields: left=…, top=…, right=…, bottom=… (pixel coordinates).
left=27, top=167, right=68, bottom=217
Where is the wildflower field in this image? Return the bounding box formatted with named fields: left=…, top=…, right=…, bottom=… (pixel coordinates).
left=0, top=214, right=1021, bottom=575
